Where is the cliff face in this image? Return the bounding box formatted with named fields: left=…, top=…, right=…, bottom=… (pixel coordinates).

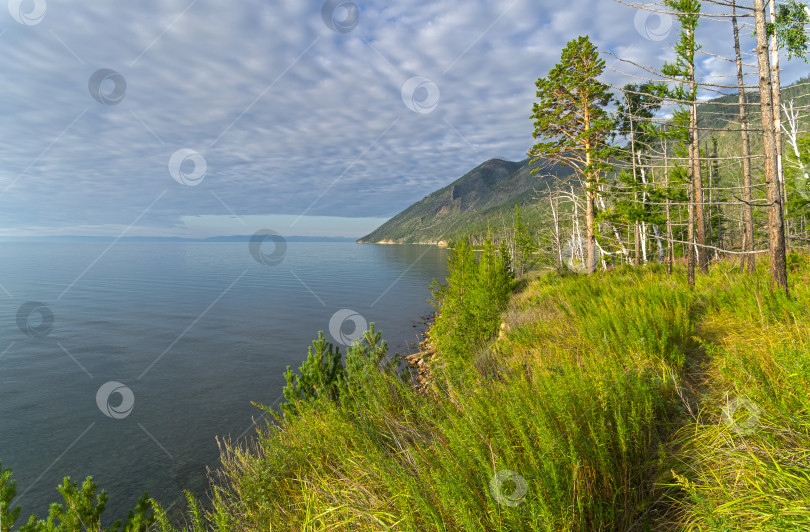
left=358, top=158, right=570, bottom=244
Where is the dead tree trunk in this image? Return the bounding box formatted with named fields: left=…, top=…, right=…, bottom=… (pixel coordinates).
left=732, top=0, right=755, bottom=273
left=689, top=38, right=707, bottom=274
left=754, top=0, right=789, bottom=293
left=769, top=0, right=788, bottom=246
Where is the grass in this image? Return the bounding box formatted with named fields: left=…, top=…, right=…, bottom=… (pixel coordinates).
left=142, top=261, right=810, bottom=531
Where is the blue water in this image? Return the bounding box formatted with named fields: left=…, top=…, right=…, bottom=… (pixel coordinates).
left=0, top=242, right=447, bottom=521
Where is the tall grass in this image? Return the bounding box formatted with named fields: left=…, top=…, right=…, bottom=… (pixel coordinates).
left=147, top=265, right=702, bottom=531
left=663, top=261, right=810, bottom=530
left=138, top=260, right=809, bottom=530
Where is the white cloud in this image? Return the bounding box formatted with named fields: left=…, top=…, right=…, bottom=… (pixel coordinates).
left=0, top=0, right=805, bottom=237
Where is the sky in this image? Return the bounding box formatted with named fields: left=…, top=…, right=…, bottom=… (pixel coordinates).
left=0, top=0, right=806, bottom=238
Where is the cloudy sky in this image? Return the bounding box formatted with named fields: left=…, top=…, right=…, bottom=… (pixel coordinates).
left=0, top=0, right=804, bottom=238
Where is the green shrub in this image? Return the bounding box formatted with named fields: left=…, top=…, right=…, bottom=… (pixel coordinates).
left=0, top=460, right=153, bottom=532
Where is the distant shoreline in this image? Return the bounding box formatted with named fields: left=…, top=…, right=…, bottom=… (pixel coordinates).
left=356, top=239, right=449, bottom=247
left=0, top=236, right=357, bottom=243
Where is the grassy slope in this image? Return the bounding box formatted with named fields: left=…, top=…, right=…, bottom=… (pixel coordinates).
left=153, top=261, right=810, bottom=531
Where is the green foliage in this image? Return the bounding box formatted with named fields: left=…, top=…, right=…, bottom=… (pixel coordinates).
left=281, top=324, right=392, bottom=415
left=787, top=249, right=810, bottom=272
left=616, top=82, right=665, bottom=145
left=1, top=461, right=21, bottom=532
left=0, top=473, right=153, bottom=532
left=340, top=323, right=392, bottom=406
left=512, top=205, right=536, bottom=276
left=282, top=331, right=344, bottom=412
left=528, top=35, right=615, bottom=185
left=661, top=0, right=701, bottom=95
left=150, top=491, right=206, bottom=532
left=430, top=238, right=514, bottom=360
left=766, top=0, right=810, bottom=61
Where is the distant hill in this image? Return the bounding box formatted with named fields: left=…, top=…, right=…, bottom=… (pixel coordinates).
left=358, top=158, right=572, bottom=244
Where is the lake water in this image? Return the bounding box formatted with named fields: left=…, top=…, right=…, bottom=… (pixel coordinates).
left=0, top=242, right=447, bottom=521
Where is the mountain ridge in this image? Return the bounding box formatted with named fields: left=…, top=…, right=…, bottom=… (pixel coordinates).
left=358, top=158, right=570, bottom=244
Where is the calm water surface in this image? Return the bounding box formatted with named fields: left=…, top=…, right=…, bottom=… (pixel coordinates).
left=0, top=242, right=447, bottom=520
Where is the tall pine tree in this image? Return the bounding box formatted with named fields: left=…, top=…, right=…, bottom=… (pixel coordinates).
left=528, top=35, right=614, bottom=274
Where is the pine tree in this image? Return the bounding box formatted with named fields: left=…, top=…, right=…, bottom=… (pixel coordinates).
left=282, top=331, right=344, bottom=413
left=529, top=35, right=614, bottom=274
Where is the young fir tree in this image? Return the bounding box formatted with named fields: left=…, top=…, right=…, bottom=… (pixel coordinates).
left=513, top=205, right=536, bottom=276
left=528, top=35, right=614, bottom=274
left=3, top=472, right=154, bottom=532
left=281, top=331, right=344, bottom=413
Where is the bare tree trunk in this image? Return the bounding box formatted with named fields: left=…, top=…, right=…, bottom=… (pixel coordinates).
left=630, top=115, right=641, bottom=267
left=572, top=186, right=584, bottom=269
left=769, top=0, right=788, bottom=247
left=652, top=225, right=665, bottom=263
left=586, top=188, right=596, bottom=274
left=549, top=189, right=563, bottom=271
left=640, top=164, right=664, bottom=263
left=687, top=170, right=696, bottom=286
left=732, top=0, right=755, bottom=274
left=707, top=141, right=714, bottom=256
left=784, top=100, right=810, bottom=186
left=754, top=0, right=789, bottom=293
left=689, top=32, right=707, bottom=274
left=664, top=137, right=674, bottom=274
left=597, top=190, right=628, bottom=258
